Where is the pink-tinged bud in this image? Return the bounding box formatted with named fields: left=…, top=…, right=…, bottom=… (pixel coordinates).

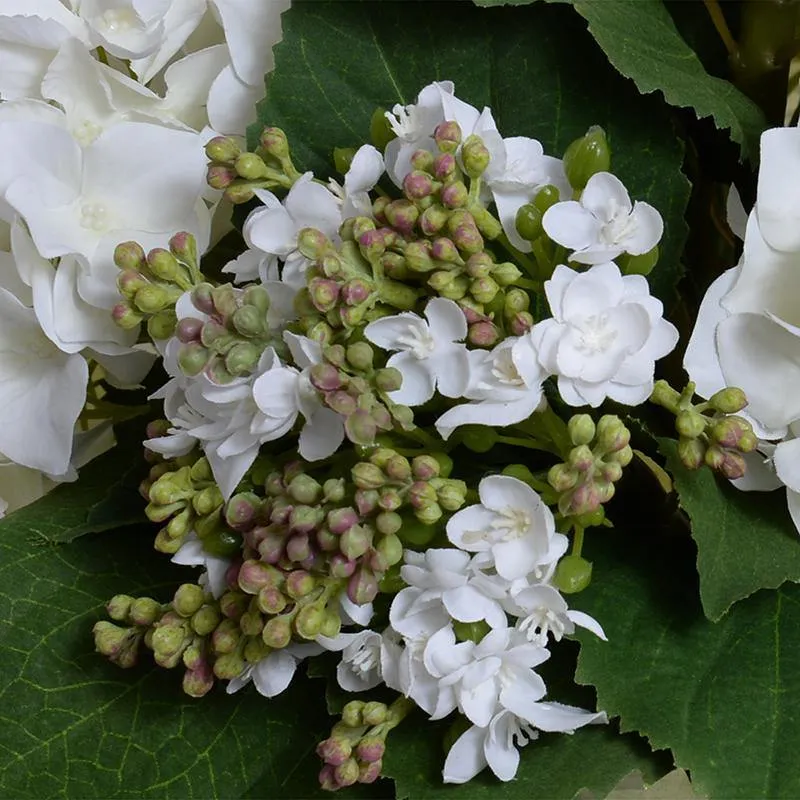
left=308, top=277, right=340, bottom=312
left=237, top=559, right=275, bottom=594
left=314, top=528, right=338, bottom=552
left=218, top=591, right=248, bottom=620
left=270, top=498, right=294, bottom=526
left=404, top=240, right=434, bottom=273
left=384, top=199, right=419, bottom=236
left=403, top=170, right=436, bottom=200
left=368, top=549, right=389, bottom=573
left=355, top=488, right=379, bottom=515
left=224, top=183, right=255, bottom=205
left=224, top=492, right=261, bottom=531
left=310, top=363, right=344, bottom=392
left=709, top=416, right=753, bottom=450
left=176, top=317, right=204, bottom=343
left=358, top=760, right=383, bottom=784
left=114, top=240, right=147, bottom=271
left=262, top=616, right=292, bottom=649
left=563, top=483, right=601, bottom=517
left=409, top=481, right=437, bottom=509
left=190, top=282, right=216, bottom=315
left=348, top=566, right=379, bottom=605
left=568, top=444, right=595, bottom=473
left=372, top=405, right=393, bottom=431
left=224, top=561, right=242, bottom=591
left=355, top=736, right=385, bottom=764
left=205, top=135, right=241, bottom=164
left=169, top=231, right=197, bottom=265
left=471, top=277, right=500, bottom=306
left=509, top=311, right=534, bottom=336
left=259, top=126, right=290, bottom=159
left=345, top=410, right=378, bottom=446
left=257, top=531, right=286, bottom=564
left=550, top=464, right=579, bottom=496
left=111, top=301, right=143, bottom=330
left=357, top=228, right=387, bottom=258
left=717, top=449, right=747, bottom=480
left=257, top=585, right=287, bottom=615
left=431, top=237, right=462, bottom=264
left=207, top=164, right=237, bottom=189
left=434, top=152, right=457, bottom=180
left=286, top=531, right=312, bottom=562
left=325, top=390, right=357, bottom=416
left=330, top=553, right=358, bottom=578
left=372, top=195, right=390, bottom=222
left=318, top=737, right=353, bottom=767
left=599, top=461, right=623, bottom=483
left=378, top=488, right=402, bottom=511
left=318, top=764, right=339, bottom=791
left=341, top=277, right=373, bottom=307
left=441, top=181, right=468, bottom=209
left=183, top=662, right=214, bottom=698
left=285, top=569, right=316, bottom=598
left=327, top=506, right=360, bottom=535
left=340, top=524, right=372, bottom=560
left=465, top=251, right=493, bottom=278
left=116, top=269, right=148, bottom=297
left=410, top=148, right=435, bottom=172
left=468, top=320, right=500, bottom=347
left=434, top=120, right=462, bottom=153
left=450, top=218, right=484, bottom=254
left=420, top=204, right=450, bottom=236
left=297, top=227, right=331, bottom=260
left=288, top=505, right=322, bottom=534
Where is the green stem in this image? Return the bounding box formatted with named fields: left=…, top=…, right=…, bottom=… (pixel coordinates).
left=572, top=524, right=585, bottom=557
left=496, top=233, right=539, bottom=280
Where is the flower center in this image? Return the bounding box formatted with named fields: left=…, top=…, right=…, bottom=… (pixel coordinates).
left=80, top=203, right=111, bottom=232
left=491, top=348, right=524, bottom=386
left=462, top=506, right=531, bottom=546
left=573, top=314, right=617, bottom=354
left=518, top=607, right=565, bottom=645
left=348, top=641, right=380, bottom=676
left=73, top=119, right=103, bottom=147
left=397, top=324, right=435, bottom=359
left=98, top=8, right=137, bottom=32
left=385, top=104, right=424, bottom=140
left=600, top=205, right=637, bottom=245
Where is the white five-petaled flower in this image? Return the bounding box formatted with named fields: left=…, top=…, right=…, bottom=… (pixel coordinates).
left=447, top=475, right=567, bottom=581
left=435, top=336, right=547, bottom=440
left=383, top=81, right=452, bottom=186
left=251, top=331, right=345, bottom=463
left=327, top=144, right=385, bottom=220
left=364, top=297, right=470, bottom=407
left=227, top=642, right=323, bottom=698
left=531, top=262, right=678, bottom=407
left=316, top=628, right=400, bottom=693
left=542, top=172, right=663, bottom=265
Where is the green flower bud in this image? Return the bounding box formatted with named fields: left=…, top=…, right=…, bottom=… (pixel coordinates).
left=346, top=341, right=374, bottom=371
left=192, top=485, right=223, bottom=516
left=420, top=204, right=450, bottom=236
left=146, top=248, right=182, bottom=283
left=563, top=125, right=611, bottom=190
left=415, top=502, right=443, bottom=525
left=259, top=126, right=290, bottom=159
left=106, top=594, right=134, bottom=621
left=183, top=664, right=214, bottom=698
left=352, top=462, right=385, bottom=490
left=594, top=415, right=630, bottom=454
left=568, top=414, right=596, bottom=446
left=323, top=478, right=346, bottom=503
left=554, top=554, right=593, bottom=594
left=133, top=284, right=171, bottom=314
left=548, top=463, right=578, bottom=492
left=709, top=387, right=748, bottom=414
left=676, top=409, right=708, bottom=439
left=146, top=309, right=176, bottom=341
left=111, top=301, right=144, bottom=330
left=370, top=108, right=396, bottom=152
left=257, top=586, right=288, bottom=615
left=470, top=276, right=500, bottom=304
left=376, top=511, right=403, bottom=536
left=235, top=152, right=268, bottom=180
left=116, top=269, right=149, bottom=298
left=213, top=651, right=246, bottom=681
left=286, top=474, right=322, bottom=505
left=533, top=184, right=561, bottom=214
left=152, top=623, right=189, bottom=660
left=244, top=637, right=271, bottom=664
left=93, top=622, right=140, bottom=666
left=225, top=342, right=261, bottom=376
left=515, top=203, right=543, bottom=241
left=177, top=342, right=210, bottom=377
left=333, top=146, right=356, bottom=174
left=129, top=596, right=163, bottom=626
left=434, top=120, right=462, bottom=153
left=491, top=262, right=522, bottom=287
left=231, top=305, right=265, bottom=338
left=376, top=532, right=404, bottom=566
left=205, top=135, right=241, bottom=164
left=239, top=610, right=264, bottom=637
left=295, top=603, right=325, bottom=640
left=114, top=240, right=147, bottom=271
left=297, top=227, right=332, bottom=260
left=504, top=288, right=530, bottom=315
left=201, top=528, right=242, bottom=558
left=340, top=524, right=372, bottom=560
left=173, top=584, right=205, bottom=617
left=320, top=611, right=342, bottom=639
left=605, top=444, right=633, bottom=467
left=212, top=618, right=241, bottom=654
left=191, top=604, right=221, bottom=636
left=469, top=204, right=502, bottom=240
left=461, top=425, right=497, bottom=453
left=437, top=480, right=467, bottom=511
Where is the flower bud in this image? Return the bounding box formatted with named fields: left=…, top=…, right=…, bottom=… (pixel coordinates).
left=342, top=701, right=365, bottom=727
left=317, top=736, right=353, bottom=767
left=594, top=415, right=630, bottom=453
left=173, top=584, right=205, bottom=617
left=470, top=276, right=499, bottom=304
left=355, top=736, right=386, bottom=764
left=333, top=758, right=360, bottom=788
left=437, top=480, right=467, bottom=511
left=372, top=367, right=401, bottom=393
left=346, top=341, right=374, bottom=370
left=676, top=409, right=707, bottom=440
left=225, top=342, right=261, bottom=377
left=207, top=164, right=237, bottom=189
left=260, top=126, right=290, bottom=159
left=448, top=209, right=483, bottom=254
left=434, top=120, right=462, bottom=152
left=352, top=461, right=385, bottom=490
left=415, top=502, right=443, bottom=525
left=191, top=604, right=221, bottom=636
left=433, top=152, right=457, bottom=180
left=183, top=663, right=215, bottom=698
left=410, top=148, right=435, bottom=172
left=224, top=492, right=261, bottom=531
left=117, top=269, right=149, bottom=298
left=403, top=170, right=436, bottom=200
left=297, top=227, right=331, bottom=260
left=355, top=488, right=380, bottom=515
left=129, top=597, right=162, bottom=626
left=340, top=524, right=372, bottom=560
left=219, top=591, right=248, bottom=620
left=461, top=424, right=497, bottom=453
left=257, top=585, right=288, bottom=615
left=461, top=134, right=491, bottom=178
left=441, top=181, right=468, bottom=209
left=376, top=532, right=403, bottom=566
left=567, top=414, right=596, bottom=447
left=93, top=622, right=140, bottom=666
left=534, top=184, right=561, bottom=213
left=384, top=199, right=419, bottom=236
left=563, top=126, right=611, bottom=190
left=515, top=203, right=543, bottom=241
left=376, top=511, right=402, bottom=536
left=205, top=135, right=241, bottom=164
left=114, top=240, right=147, bottom=271
left=289, top=505, right=323, bottom=534
left=345, top=409, right=378, bottom=446
left=106, top=594, right=134, bottom=621
left=262, top=616, right=292, bottom=649
left=347, top=566, right=379, bottom=605
left=554, top=554, right=593, bottom=593
left=419, top=204, right=450, bottom=237
left=295, top=603, right=326, bottom=639
left=709, top=387, right=748, bottom=414
left=190, top=282, right=216, bottom=315
left=333, top=146, right=356, bottom=174
left=326, top=506, right=359, bottom=535
left=235, top=152, right=268, bottom=180
left=213, top=651, right=246, bottom=680
left=285, top=569, right=317, bottom=599
left=238, top=560, right=276, bottom=594
left=286, top=531, right=312, bottom=562
left=709, top=416, right=754, bottom=450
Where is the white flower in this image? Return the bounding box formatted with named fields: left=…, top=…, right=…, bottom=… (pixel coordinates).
left=447, top=475, right=567, bottom=582
left=0, top=120, right=208, bottom=276
left=434, top=336, right=546, bottom=439
left=531, top=262, right=678, bottom=407
left=443, top=703, right=606, bottom=785
left=171, top=533, right=231, bottom=599
left=227, top=642, right=323, bottom=697
left=242, top=175, right=342, bottom=290
left=0, top=286, right=87, bottom=475
left=251, top=332, right=345, bottom=463
left=364, top=297, right=470, bottom=406
left=542, top=172, right=663, bottom=265
left=328, top=144, right=384, bottom=219
left=384, top=81, right=451, bottom=186
left=508, top=584, right=606, bottom=647
left=424, top=626, right=550, bottom=726
left=316, top=629, right=400, bottom=693
left=399, top=549, right=509, bottom=629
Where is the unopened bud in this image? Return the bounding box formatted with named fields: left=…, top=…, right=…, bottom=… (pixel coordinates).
left=594, top=415, right=630, bottom=453
left=709, top=387, right=748, bottom=414
left=114, top=240, right=147, bottom=271
left=568, top=414, right=596, bottom=446
left=347, top=566, right=379, bottom=605
left=420, top=204, right=450, bottom=236
left=434, top=120, right=462, bottom=153
left=563, top=126, right=611, bottom=190
left=129, top=597, right=162, bottom=626
left=515, top=203, right=543, bottom=241
left=285, top=569, right=316, bottom=599
left=205, top=135, right=241, bottom=164
left=403, top=170, right=436, bottom=200
left=106, top=594, right=134, bottom=621
left=346, top=341, right=374, bottom=370
left=345, top=409, right=378, bottom=446
left=295, top=603, right=326, bottom=639
left=441, top=181, right=468, bottom=209
left=676, top=409, right=707, bottom=439
left=554, top=554, right=593, bottom=594
left=259, top=126, right=290, bottom=159
left=262, top=615, right=292, bottom=649
left=470, top=276, right=499, bottom=304
left=461, top=134, right=491, bottom=178
left=191, top=605, right=221, bottom=636
left=173, top=584, right=205, bottom=617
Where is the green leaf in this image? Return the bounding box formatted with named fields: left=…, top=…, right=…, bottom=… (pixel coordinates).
left=255, top=0, right=689, bottom=304
left=575, top=527, right=800, bottom=799
left=0, top=522, right=380, bottom=798
left=471, top=0, right=767, bottom=160
left=659, top=438, right=800, bottom=621
left=0, top=420, right=148, bottom=545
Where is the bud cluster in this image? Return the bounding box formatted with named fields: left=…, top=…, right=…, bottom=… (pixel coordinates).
left=317, top=697, right=414, bottom=790
left=111, top=232, right=201, bottom=339
left=205, top=128, right=301, bottom=204
left=176, top=282, right=279, bottom=384
left=547, top=414, right=633, bottom=522
left=650, top=381, right=757, bottom=480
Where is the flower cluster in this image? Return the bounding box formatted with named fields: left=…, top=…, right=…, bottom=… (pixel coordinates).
left=91, top=79, right=695, bottom=788
left=0, top=0, right=286, bottom=511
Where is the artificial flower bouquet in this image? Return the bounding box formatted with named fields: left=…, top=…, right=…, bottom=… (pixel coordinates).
left=2, top=1, right=800, bottom=798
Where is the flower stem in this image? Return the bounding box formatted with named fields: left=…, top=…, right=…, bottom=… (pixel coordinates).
left=496, top=233, right=539, bottom=280
left=703, top=0, right=739, bottom=57
left=572, top=523, right=585, bottom=557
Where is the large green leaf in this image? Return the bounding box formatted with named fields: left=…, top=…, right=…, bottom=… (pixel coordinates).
left=0, top=420, right=148, bottom=545
left=472, top=0, right=767, bottom=159
left=574, top=527, right=800, bottom=799
left=255, top=0, right=690, bottom=304
left=659, top=438, right=800, bottom=621
left=0, top=522, right=361, bottom=798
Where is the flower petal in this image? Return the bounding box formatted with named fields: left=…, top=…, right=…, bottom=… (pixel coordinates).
left=387, top=351, right=436, bottom=407
left=442, top=725, right=488, bottom=784
left=299, top=407, right=344, bottom=461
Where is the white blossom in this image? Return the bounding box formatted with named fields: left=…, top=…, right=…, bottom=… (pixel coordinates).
left=316, top=629, right=400, bottom=693
left=447, top=475, right=567, bottom=581
left=364, top=297, right=470, bottom=406
left=542, top=172, right=663, bottom=265
left=227, top=642, right=323, bottom=698
left=531, top=262, right=678, bottom=407
left=171, top=532, right=232, bottom=599
left=328, top=144, right=384, bottom=219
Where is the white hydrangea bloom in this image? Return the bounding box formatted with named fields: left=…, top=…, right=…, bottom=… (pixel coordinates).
left=531, top=262, right=678, bottom=407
